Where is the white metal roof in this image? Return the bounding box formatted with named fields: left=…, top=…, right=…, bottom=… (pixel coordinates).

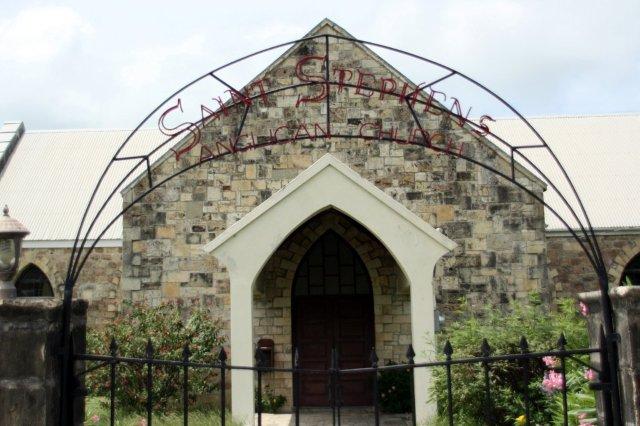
left=0, top=113, right=637, bottom=242
left=0, top=128, right=165, bottom=241
left=488, top=113, right=640, bottom=231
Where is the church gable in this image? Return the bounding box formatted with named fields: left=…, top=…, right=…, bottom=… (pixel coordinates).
left=127, top=19, right=542, bottom=197
left=122, top=19, right=549, bottom=313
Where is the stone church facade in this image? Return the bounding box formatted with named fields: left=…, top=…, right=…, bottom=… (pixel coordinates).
left=2, top=19, right=639, bottom=423
left=119, top=20, right=549, bottom=418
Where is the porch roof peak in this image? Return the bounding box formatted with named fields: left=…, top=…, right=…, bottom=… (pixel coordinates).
left=203, top=153, right=457, bottom=255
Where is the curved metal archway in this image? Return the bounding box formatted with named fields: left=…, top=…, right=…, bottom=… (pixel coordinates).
left=58, top=33, right=622, bottom=423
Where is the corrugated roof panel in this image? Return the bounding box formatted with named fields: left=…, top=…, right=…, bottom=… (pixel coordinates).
left=0, top=128, right=166, bottom=241
left=489, top=114, right=640, bottom=230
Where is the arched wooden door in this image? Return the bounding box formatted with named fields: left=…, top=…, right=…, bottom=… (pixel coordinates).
left=292, top=231, right=374, bottom=406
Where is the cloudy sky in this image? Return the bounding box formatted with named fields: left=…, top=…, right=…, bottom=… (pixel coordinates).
left=1, top=0, right=638, bottom=130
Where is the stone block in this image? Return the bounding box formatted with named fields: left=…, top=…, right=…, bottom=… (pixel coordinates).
left=0, top=298, right=87, bottom=425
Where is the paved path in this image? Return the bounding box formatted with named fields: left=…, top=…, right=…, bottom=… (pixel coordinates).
left=257, top=407, right=412, bottom=425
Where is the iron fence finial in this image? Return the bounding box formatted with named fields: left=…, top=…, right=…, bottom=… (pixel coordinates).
left=481, top=338, right=491, bottom=357
left=443, top=340, right=453, bottom=357
left=557, top=333, right=567, bottom=350
left=109, top=337, right=118, bottom=356
left=370, top=347, right=379, bottom=367
left=406, top=344, right=416, bottom=361
left=182, top=343, right=191, bottom=360
left=218, top=346, right=227, bottom=363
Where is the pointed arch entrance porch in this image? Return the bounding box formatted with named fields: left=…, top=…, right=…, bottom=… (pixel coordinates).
left=203, top=154, right=456, bottom=423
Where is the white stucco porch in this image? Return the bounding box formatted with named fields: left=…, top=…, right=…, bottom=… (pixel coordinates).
left=203, top=154, right=456, bottom=424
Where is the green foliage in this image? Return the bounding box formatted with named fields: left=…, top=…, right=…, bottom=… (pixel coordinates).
left=85, top=397, right=241, bottom=425
left=378, top=362, right=413, bottom=413
left=550, top=368, right=598, bottom=426
left=430, top=296, right=596, bottom=425
left=255, top=385, right=286, bottom=413
left=86, top=301, right=226, bottom=413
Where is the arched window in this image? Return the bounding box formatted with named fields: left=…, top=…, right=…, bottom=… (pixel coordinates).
left=621, top=253, right=640, bottom=286
left=15, top=264, right=54, bottom=297
left=293, top=231, right=372, bottom=296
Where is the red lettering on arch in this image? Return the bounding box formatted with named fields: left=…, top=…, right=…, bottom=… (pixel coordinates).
left=226, top=89, right=252, bottom=108
left=379, top=78, right=397, bottom=100
left=158, top=99, right=201, bottom=160
left=423, top=89, right=447, bottom=115
left=200, top=144, right=214, bottom=161
left=355, top=70, right=376, bottom=97
left=295, top=55, right=328, bottom=106
left=359, top=122, right=380, bottom=139
left=449, top=97, right=472, bottom=127
left=294, top=123, right=313, bottom=141
left=270, top=125, right=290, bottom=143
left=472, top=115, right=495, bottom=138
left=333, top=67, right=353, bottom=93
left=313, top=123, right=331, bottom=139
left=249, top=79, right=268, bottom=105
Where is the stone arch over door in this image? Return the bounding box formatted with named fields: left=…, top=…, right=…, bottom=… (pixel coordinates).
left=204, top=154, right=456, bottom=424
left=253, top=209, right=410, bottom=408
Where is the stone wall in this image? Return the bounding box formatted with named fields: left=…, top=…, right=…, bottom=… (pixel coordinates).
left=19, top=246, right=122, bottom=327
left=0, top=298, right=87, bottom=425
left=546, top=232, right=640, bottom=299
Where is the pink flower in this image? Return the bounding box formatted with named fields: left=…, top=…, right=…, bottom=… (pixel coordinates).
left=542, top=356, right=559, bottom=368
left=542, top=370, right=565, bottom=393
left=579, top=302, right=589, bottom=317
left=584, top=368, right=597, bottom=381
left=90, top=414, right=100, bottom=423
left=137, top=419, right=147, bottom=426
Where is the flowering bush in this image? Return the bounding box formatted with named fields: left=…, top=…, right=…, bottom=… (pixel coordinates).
left=430, top=296, right=596, bottom=425
left=86, top=300, right=226, bottom=413
left=255, top=384, right=287, bottom=413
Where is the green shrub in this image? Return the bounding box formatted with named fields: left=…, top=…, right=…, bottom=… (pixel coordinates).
left=430, top=296, right=596, bottom=425
left=255, top=385, right=286, bottom=413
left=86, top=300, right=226, bottom=413
left=378, top=361, right=412, bottom=413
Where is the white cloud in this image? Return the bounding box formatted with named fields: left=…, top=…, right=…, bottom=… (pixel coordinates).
left=119, top=34, right=207, bottom=87
left=0, top=6, right=93, bottom=63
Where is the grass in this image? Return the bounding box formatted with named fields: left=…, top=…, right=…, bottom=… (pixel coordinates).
left=85, top=397, right=242, bottom=426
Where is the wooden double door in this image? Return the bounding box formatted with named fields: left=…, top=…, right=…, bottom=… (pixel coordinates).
left=293, top=295, right=374, bottom=406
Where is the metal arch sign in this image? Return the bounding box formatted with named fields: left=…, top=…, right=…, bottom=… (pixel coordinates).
left=58, top=32, right=622, bottom=424
left=157, top=55, right=496, bottom=162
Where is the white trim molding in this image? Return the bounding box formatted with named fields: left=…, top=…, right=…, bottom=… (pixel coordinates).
left=204, top=154, right=456, bottom=424
left=22, top=239, right=123, bottom=249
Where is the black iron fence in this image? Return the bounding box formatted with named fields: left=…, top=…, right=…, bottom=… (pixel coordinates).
left=74, top=331, right=614, bottom=426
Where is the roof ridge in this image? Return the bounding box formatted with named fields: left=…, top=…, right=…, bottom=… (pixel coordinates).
left=25, top=127, right=159, bottom=134
left=489, top=112, right=640, bottom=121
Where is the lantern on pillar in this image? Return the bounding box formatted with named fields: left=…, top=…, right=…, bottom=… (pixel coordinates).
left=0, top=205, right=30, bottom=299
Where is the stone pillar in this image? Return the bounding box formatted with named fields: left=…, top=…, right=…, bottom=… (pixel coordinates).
left=579, top=287, right=640, bottom=425
left=0, top=298, right=88, bottom=426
